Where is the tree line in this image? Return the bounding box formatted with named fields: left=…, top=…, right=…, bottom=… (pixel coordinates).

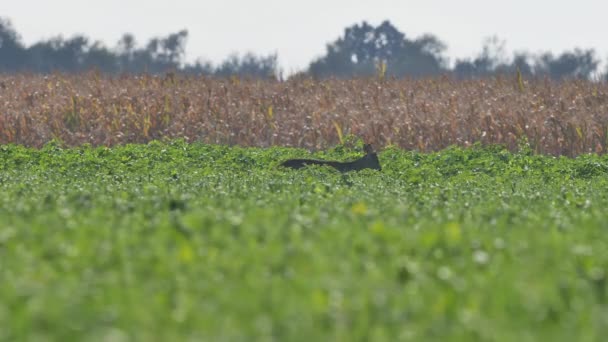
left=308, top=21, right=604, bottom=80
left=0, top=18, right=277, bottom=78
left=0, top=17, right=606, bottom=80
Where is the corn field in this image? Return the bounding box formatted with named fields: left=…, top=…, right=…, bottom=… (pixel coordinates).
left=1, top=72, right=607, bottom=156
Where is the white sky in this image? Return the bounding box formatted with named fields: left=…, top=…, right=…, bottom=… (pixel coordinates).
left=2, top=0, right=607, bottom=73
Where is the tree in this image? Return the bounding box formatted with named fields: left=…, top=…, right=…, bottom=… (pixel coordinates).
left=116, top=33, right=137, bottom=72
left=214, top=53, right=278, bottom=78
left=0, top=18, right=26, bottom=71
left=534, top=49, right=599, bottom=79
left=84, top=41, right=118, bottom=72
left=161, top=30, right=188, bottom=66
left=308, top=20, right=447, bottom=78
left=27, top=35, right=89, bottom=72
left=510, top=53, right=534, bottom=76
left=454, top=36, right=509, bottom=78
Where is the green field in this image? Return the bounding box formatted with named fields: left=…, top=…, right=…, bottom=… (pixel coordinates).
left=2, top=140, right=608, bottom=341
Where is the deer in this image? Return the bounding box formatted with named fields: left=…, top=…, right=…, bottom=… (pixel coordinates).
left=281, top=144, right=381, bottom=172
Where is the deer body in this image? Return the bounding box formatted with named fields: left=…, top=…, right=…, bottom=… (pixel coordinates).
left=281, top=144, right=381, bottom=172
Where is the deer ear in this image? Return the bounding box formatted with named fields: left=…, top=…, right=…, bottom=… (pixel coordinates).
left=363, top=144, right=374, bottom=154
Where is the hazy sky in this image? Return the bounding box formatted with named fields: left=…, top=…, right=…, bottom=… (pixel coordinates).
left=2, top=0, right=607, bottom=72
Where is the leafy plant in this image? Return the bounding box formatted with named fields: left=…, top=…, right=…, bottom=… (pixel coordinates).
left=1, top=141, right=608, bottom=340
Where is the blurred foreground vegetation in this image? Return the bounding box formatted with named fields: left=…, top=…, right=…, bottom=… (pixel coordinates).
left=1, top=141, right=608, bottom=340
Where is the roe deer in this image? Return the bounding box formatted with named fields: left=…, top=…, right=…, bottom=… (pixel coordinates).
left=281, top=144, right=381, bottom=172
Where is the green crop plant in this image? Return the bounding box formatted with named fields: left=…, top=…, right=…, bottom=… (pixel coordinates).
left=1, top=141, right=608, bottom=340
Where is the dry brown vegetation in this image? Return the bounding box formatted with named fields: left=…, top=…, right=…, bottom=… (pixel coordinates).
left=1, top=72, right=608, bottom=156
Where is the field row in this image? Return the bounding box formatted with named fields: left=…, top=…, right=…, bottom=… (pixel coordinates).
left=1, top=73, right=608, bottom=156
left=2, top=141, right=608, bottom=339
